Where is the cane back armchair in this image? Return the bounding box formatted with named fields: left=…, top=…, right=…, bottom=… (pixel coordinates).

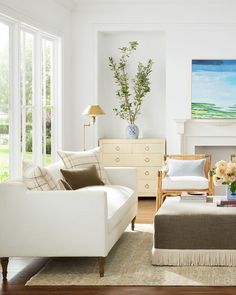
left=156, top=154, right=214, bottom=210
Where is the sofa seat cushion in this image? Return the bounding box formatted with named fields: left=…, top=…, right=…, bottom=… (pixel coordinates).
left=162, top=176, right=209, bottom=190
left=79, top=185, right=135, bottom=232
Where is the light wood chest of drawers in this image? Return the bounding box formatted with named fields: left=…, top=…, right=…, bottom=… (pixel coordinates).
left=99, top=138, right=165, bottom=197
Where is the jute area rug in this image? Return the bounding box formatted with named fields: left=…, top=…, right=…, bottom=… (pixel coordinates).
left=26, top=224, right=236, bottom=286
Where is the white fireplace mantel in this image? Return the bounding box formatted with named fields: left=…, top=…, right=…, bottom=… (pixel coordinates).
left=175, top=119, right=236, bottom=153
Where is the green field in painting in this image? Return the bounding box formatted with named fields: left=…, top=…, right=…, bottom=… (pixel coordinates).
left=192, top=103, right=236, bottom=119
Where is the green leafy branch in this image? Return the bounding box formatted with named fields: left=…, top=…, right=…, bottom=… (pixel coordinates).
left=109, top=41, right=153, bottom=124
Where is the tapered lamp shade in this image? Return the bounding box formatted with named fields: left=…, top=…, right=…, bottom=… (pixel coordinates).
left=82, top=105, right=105, bottom=116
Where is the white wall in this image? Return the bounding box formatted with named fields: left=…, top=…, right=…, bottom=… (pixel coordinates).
left=3, top=0, right=236, bottom=152
left=97, top=31, right=166, bottom=140
left=72, top=0, right=236, bottom=151
left=166, top=28, right=236, bottom=152
left=0, top=0, right=73, bottom=150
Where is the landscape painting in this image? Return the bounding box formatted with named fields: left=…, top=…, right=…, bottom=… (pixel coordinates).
left=192, top=60, right=236, bottom=118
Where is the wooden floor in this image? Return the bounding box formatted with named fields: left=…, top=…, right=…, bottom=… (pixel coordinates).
left=1, top=198, right=236, bottom=295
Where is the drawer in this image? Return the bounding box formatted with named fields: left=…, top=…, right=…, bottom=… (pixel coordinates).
left=102, top=143, right=132, bottom=154
left=135, top=154, right=162, bottom=166
left=133, top=143, right=165, bottom=154
left=138, top=180, right=157, bottom=194
left=102, top=154, right=133, bottom=166
left=138, top=167, right=159, bottom=179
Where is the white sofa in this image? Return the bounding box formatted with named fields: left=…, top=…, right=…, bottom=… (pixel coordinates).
left=0, top=162, right=138, bottom=279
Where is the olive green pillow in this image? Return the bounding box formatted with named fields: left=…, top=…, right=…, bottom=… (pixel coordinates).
left=60, top=165, right=104, bottom=190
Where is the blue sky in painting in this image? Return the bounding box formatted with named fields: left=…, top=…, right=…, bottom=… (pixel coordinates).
left=192, top=60, right=236, bottom=110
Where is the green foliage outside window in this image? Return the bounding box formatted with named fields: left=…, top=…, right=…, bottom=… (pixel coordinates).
left=0, top=33, right=53, bottom=182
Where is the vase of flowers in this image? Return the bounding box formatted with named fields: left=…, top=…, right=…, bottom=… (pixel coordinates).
left=213, top=160, right=236, bottom=200
left=109, top=41, right=153, bottom=139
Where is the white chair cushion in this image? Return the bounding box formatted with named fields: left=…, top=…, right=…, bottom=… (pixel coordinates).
left=78, top=185, right=135, bottom=232
left=162, top=176, right=209, bottom=190
left=167, top=159, right=206, bottom=177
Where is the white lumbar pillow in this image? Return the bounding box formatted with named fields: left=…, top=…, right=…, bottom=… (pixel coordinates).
left=167, top=158, right=206, bottom=177
left=23, top=161, right=60, bottom=191
left=57, top=147, right=110, bottom=185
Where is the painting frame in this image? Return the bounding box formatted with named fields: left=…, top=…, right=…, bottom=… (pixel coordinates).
left=191, top=59, right=236, bottom=119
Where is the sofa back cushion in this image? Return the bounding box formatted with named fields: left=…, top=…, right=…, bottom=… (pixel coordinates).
left=58, top=147, right=110, bottom=185
left=60, top=165, right=104, bottom=190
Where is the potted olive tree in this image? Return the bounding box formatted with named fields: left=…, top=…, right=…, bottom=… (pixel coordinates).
left=109, top=41, right=153, bottom=139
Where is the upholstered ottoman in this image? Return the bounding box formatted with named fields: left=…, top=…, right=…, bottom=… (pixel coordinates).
left=152, top=196, right=236, bottom=266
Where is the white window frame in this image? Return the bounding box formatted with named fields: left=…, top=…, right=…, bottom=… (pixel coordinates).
left=0, top=13, right=62, bottom=179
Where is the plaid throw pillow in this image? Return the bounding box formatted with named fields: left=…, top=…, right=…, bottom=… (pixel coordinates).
left=23, top=161, right=58, bottom=191
left=57, top=147, right=110, bottom=185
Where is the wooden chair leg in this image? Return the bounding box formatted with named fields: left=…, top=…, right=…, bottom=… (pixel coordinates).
left=1, top=257, right=9, bottom=281
left=160, top=193, right=165, bottom=208
left=131, top=216, right=136, bottom=231
left=156, top=191, right=162, bottom=210
left=98, top=257, right=105, bottom=277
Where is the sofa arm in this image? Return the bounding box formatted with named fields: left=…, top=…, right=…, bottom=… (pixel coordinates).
left=0, top=188, right=109, bottom=257
left=105, top=167, right=137, bottom=191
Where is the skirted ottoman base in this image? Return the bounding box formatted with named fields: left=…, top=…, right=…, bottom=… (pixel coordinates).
left=152, top=196, right=236, bottom=266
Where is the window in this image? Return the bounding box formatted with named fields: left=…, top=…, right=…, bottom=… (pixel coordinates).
left=0, top=15, right=62, bottom=182
left=0, top=22, right=9, bottom=182
left=20, top=30, right=34, bottom=163
left=42, top=38, right=53, bottom=165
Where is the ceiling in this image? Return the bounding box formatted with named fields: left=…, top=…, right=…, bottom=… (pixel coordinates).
left=55, top=0, right=236, bottom=10
left=54, top=0, right=77, bottom=10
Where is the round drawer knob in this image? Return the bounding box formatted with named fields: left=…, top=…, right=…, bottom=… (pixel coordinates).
left=115, top=146, right=120, bottom=151
left=145, top=157, right=150, bottom=163
left=145, top=146, right=150, bottom=151
left=145, top=171, right=149, bottom=176
left=145, top=184, right=149, bottom=189
left=115, top=157, right=120, bottom=163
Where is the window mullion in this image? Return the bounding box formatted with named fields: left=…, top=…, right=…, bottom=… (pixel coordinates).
left=21, top=31, right=26, bottom=160
left=51, top=40, right=56, bottom=162
left=33, top=32, right=42, bottom=166
left=53, top=39, right=62, bottom=159
left=42, top=40, right=46, bottom=165
left=9, top=22, right=21, bottom=178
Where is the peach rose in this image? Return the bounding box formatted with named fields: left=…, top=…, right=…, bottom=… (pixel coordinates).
left=216, top=160, right=228, bottom=169
left=215, top=167, right=226, bottom=178
left=227, top=163, right=236, bottom=175
left=230, top=176, right=236, bottom=182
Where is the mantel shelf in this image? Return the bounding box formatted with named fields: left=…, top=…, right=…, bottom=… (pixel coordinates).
left=190, top=119, right=236, bottom=126
left=175, top=118, right=236, bottom=127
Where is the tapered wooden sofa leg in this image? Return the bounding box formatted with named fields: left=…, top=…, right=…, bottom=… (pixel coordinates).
left=131, top=216, right=136, bottom=231
left=98, top=257, right=105, bottom=277
left=1, top=257, right=9, bottom=281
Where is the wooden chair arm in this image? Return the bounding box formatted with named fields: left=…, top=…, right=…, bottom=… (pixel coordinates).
left=208, top=170, right=213, bottom=180
left=208, top=170, right=214, bottom=195
left=158, top=168, right=167, bottom=179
